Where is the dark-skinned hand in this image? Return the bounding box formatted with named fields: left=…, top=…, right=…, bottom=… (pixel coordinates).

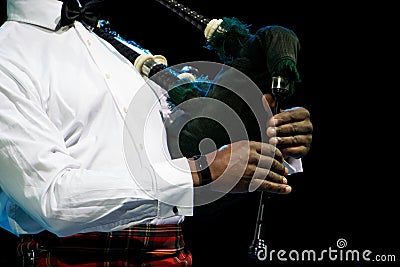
left=264, top=93, right=313, bottom=159
left=205, top=140, right=291, bottom=194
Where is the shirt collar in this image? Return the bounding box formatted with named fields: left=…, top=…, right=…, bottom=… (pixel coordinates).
left=7, top=0, right=64, bottom=31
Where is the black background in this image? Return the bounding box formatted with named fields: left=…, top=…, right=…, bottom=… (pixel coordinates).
left=0, top=1, right=398, bottom=266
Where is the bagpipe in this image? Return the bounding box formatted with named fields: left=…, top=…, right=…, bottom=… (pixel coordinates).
left=93, top=0, right=302, bottom=261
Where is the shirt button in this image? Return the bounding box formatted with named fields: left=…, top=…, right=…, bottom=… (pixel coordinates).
left=105, top=73, right=111, bottom=79
left=87, top=39, right=91, bottom=46
left=123, top=107, right=128, bottom=113
left=172, top=206, right=178, bottom=214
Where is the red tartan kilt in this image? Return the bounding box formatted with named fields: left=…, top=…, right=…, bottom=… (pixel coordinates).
left=34, top=250, right=192, bottom=267
left=17, top=224, right=192, bottom=267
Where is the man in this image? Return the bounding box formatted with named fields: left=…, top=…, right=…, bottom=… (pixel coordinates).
left=0, top=0, right=295, bottom=266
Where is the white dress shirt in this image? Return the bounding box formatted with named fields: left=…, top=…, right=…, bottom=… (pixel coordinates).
left=0, top=0, right=193, bottom=237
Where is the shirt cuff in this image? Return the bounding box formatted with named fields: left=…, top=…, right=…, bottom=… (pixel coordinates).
left=283, top=157, right=303, bottom=174
left=151, top=157, right=194, bottom=218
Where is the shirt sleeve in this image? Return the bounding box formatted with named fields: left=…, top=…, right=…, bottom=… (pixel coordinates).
left=0, top=60, right=193, bottom=237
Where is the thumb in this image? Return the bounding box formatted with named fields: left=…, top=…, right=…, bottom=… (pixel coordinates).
left=263, top=93, right=276, bottom=111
